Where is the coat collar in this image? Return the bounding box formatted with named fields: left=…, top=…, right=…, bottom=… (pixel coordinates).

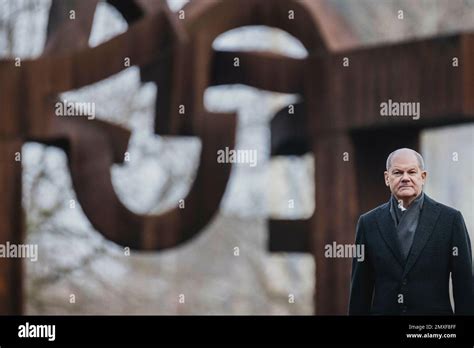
left=403, top=194, right=441, bottom=276
left=375, top=194, right=441, bottom=273
left=376, top=201, right=404, bottom=267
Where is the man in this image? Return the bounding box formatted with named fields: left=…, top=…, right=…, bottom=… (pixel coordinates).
left=349, top=148, right=473, bottom=315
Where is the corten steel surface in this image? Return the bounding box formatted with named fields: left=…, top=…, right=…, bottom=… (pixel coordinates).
left=0, top=0, right=473, bottom=315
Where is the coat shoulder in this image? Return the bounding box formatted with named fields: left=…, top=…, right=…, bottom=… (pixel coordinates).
left=425, top=195, right=460, bottom=217
left=359, top=202, right=389, bottom=222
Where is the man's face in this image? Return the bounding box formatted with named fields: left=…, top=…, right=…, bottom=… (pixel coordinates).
left=384, top=151, right=427, bottom=202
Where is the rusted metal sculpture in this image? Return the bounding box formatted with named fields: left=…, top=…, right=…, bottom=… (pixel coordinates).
left=0, top=0, right=473, bottom=315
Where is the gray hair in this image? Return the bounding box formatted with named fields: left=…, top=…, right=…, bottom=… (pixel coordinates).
left=386, top=148, right=425, bottom=171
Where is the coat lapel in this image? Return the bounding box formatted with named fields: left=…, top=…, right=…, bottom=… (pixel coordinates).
left=402, top=195, right=441, bottom=277
left=375, top=202, right=404, bottom=267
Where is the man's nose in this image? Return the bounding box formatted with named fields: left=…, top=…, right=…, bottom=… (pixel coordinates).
left=401, top=173, right=410, bottom=182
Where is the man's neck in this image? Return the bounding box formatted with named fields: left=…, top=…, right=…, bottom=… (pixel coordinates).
left=395, top=192, right=422, bottom=209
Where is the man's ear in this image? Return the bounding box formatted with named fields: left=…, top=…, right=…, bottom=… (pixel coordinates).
left=421, top=171, right=427, bottom=183
left=384, top=171, right=389, bottom=186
